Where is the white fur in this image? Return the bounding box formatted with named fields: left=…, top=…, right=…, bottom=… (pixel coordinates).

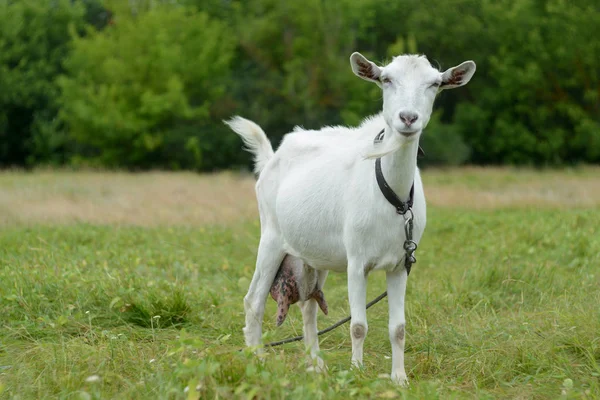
left=225, top=52, right=476, bottom=385
left=225, top=116, right=274, bottom=174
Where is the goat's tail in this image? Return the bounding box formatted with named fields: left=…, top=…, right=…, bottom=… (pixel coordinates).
left=224, top=116, right=274, bottom=174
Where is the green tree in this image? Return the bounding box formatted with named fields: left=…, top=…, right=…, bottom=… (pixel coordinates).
left=58, top=5, right=236, bottom=169
left=402, top=0, right=600, bottom=164
left=223, top=1, right=383, bottom=145
left=3, top=0, right=598, bottom=169
left=0, top=0, right=87, bottom=166
left=219, top=0, right=473, bottom=167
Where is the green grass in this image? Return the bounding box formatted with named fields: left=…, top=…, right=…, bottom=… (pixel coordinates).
left=1, top=174, right=600, bottom=398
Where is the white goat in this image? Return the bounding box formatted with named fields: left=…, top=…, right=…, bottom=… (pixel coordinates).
left=226, top=52, right=476, bottom=385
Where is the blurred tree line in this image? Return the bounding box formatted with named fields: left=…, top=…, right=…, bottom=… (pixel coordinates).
left=0, top=0, right=598, bottom=170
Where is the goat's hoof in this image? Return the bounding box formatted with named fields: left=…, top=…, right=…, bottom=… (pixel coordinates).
left=391, top=372, right=409, bottom=387
left=350, top=360, right=364, bottom=371
left=306, top=357, right=326, bottom=373
left=306, top=364, right=326, bottom=373
left=242, top=343, right=266, bottom=360
left=245, top=344, right=265, bottom=355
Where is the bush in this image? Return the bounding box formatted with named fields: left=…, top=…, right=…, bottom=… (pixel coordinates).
left=420, top=112, right=471, bottom=167
left=58, top=5, right=236, bottom=169
left=0, top=0, right=87, bottom=166
left=404, top=0, right=600, bottom=165
left=1, top=0, right=599, bottom=169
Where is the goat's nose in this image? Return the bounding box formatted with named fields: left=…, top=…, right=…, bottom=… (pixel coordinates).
left=399, top=112, right=419, bottom=126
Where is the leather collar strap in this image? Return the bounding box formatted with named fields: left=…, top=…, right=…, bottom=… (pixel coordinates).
left=375, top=157, right=414, bottom=215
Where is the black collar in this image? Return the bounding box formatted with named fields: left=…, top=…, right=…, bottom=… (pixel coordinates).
left=375, top=158, right=414, bottom=215
left=373, top=129, right=419, bottom=215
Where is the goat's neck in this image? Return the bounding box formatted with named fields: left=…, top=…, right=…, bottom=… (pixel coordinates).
left=379, top=131, right=419, bottom=202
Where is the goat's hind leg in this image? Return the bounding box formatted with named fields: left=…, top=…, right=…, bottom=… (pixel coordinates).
left=244, top=231, right=286, bottom=350
left=300, top=269, right=328, bottom=372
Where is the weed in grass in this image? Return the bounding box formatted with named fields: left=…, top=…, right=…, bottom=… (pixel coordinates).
left=120, top=289, right=191, bottom=329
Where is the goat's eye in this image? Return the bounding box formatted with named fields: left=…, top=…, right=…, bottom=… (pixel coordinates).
left=381, top=77, right=392, bottom=84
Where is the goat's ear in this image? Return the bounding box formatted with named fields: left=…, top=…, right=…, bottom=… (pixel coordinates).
left=350, top=52, right=382, bottom=86
left=440, top=61, right=476, bottom=89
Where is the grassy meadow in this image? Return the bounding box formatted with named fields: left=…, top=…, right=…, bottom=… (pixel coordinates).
left=1, top=168, right=600, bottom=399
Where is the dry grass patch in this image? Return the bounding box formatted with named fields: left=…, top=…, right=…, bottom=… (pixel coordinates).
left=425, top=166, right=600, bottom=209
left=1, top=166, right=599, bottom=226
left=0, top=170, right=257, bottom=226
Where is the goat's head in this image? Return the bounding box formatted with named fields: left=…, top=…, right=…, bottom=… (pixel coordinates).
left=350, top=52, right=476, bottom=140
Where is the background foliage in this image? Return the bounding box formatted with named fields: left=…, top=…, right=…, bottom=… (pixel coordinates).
left=0, top=0, right=598, bottom=170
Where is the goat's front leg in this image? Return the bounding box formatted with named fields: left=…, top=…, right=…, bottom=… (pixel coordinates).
left=243, top=231, right=285, bottom=349
left=386, top=268, right=409, bottom=386
left=347, top=262, right=368, bottom=368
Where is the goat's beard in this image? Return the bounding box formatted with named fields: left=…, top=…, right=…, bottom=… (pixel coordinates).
left=363, top=132, right=407, bottom=159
